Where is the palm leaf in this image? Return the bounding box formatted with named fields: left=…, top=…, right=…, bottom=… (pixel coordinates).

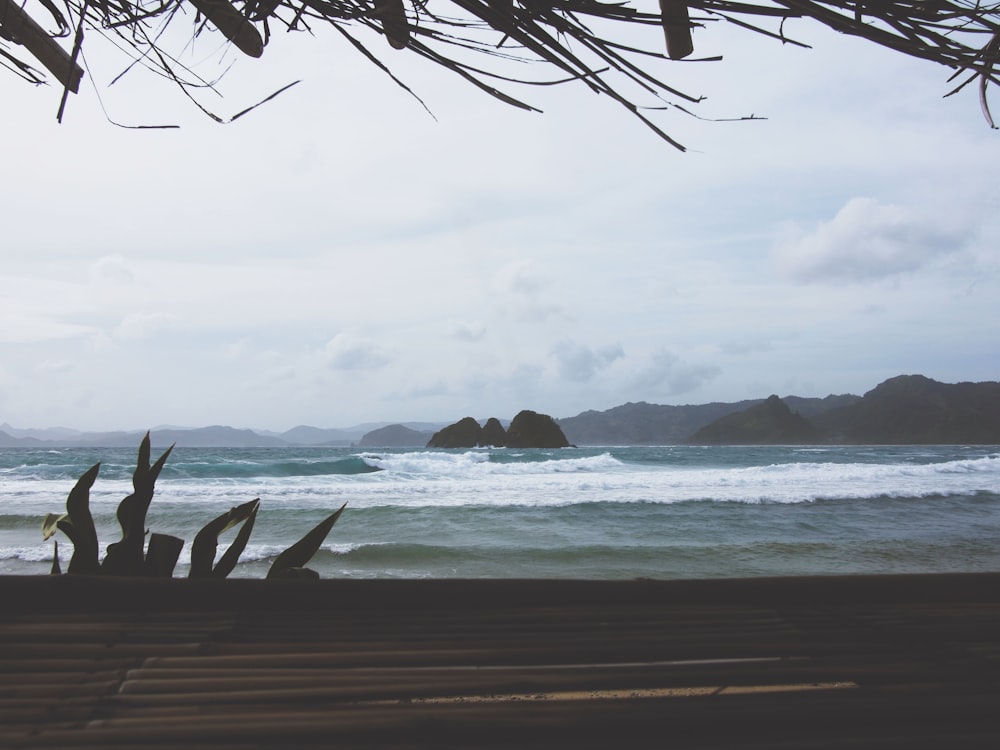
left=375, top=0, right=410, bottom=50
left=267, top=503, right=347, bottom=579
left=189, top=498, right=261, bottom=578
left=41, top=513, right=64, bottom=542
left=50, top=540, right=61, bottom=575
left=659, top=0, right=693, bottom=60
left=60, top=463, right=101, bottom=575
left=103, top=434, right=174, bottom=576
left=186, top=0, right=265, bottom=57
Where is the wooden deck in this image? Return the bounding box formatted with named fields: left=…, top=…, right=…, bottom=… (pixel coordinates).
left=2, top=573, right=999, bottom=748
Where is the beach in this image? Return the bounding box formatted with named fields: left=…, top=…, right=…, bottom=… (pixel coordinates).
left=3, top=573, right=1000, bottom=747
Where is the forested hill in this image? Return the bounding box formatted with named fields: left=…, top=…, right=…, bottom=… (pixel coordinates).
left=684, top=376, right=1000, bottom=445
left=812, top=375, right=1000, bottom=444
left=557, top=394, right=859, bottom=446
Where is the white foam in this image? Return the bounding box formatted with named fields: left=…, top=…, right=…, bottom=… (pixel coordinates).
left=2, top=450, right=997, bottom=515
left=360, top=450, right=624, bottom=478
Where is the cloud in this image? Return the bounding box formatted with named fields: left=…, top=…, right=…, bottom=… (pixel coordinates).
left=773, top=197, right=970, bottom=283
left=493, top=260, right=562, bottom=321
left=550, top=340, right=624, bottom=382
left=0, top=316, right=98, bottom=344
left=633, top=349, right=721, bottom=396
left=397, top=380, right=450, bottom=399
left=36, top=360, right=75, bottom=374
left=497, top=260, right=547, bottom=295
left=113, top=312, right=178, bottom=340
left=90, top=256, right=135, bottom=285
left=324, top=334, right=391, bottom=370
left=451, top=320, right=486, bottom=342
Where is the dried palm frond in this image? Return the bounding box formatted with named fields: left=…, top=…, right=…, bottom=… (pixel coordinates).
left=3, top=0, right=998, bottom=148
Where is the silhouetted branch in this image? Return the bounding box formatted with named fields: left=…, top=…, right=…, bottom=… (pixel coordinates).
left=4, top=0, right=999, bottom=146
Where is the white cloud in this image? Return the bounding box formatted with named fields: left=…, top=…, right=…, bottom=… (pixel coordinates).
left=497, top=260, right=547, bottom=295
left=633, top=349, right=722, bottom=397
left=90, top=256, right=135, bottom=285
left=113, top=312, right=178, bottom=340
left=0, top=315, right=98, bottom=344
left=451, top=320, right=486, bottom=342
left=773, top=197, right=971, bottom=283
left=550, top=340, right=624, bottom=382
left=324, top=334, right=391, bottom=370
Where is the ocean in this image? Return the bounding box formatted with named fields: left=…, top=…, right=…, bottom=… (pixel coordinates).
left=1, top=444, right=998, bottom=579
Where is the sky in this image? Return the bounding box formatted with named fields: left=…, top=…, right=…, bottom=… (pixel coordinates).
left=2, top=6, right=998, bottom=432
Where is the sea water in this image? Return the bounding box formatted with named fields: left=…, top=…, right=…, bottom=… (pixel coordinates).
left=1, top=445, right=999, bottom=579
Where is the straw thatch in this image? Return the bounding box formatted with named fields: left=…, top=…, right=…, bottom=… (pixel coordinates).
left=2, top=0, right=998, bottom=147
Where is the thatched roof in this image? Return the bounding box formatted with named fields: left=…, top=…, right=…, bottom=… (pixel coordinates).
left=2, top=0, right=998, bottom=148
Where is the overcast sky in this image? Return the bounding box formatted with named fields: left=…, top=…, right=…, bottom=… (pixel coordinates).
left=3, top=9, right=998, bottom=432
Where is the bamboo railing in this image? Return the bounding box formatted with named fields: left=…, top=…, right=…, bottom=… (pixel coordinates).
left=2, top=573, right=1000, bottom=747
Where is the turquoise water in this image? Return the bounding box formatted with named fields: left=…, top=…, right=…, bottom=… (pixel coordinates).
left=2, top=445, right=999, bottom=578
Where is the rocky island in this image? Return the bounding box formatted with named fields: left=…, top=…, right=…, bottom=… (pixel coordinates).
left=427, top=410, right=571, bottom=449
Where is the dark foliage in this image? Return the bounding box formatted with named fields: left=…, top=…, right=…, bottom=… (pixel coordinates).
left=2, top=1, right=997, bottom=147
left=42, top=433, right=345, bottom=578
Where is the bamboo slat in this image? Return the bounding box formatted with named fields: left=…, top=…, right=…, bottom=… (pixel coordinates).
left=1, top=573, right=999, bottom=748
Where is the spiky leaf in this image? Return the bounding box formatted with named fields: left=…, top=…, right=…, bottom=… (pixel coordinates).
left=50, top=540, right=61, bottom=575
left=189, top=498, right=260, bottom=578
left=134, top=431, right=152, bottom=491
left=266, top=503, right=346, bottom=580
left=63, top=462, right=101, bottom=575
left=212, top=501, right=260, bottom=578
left=103, top=435, right=174, bottom=576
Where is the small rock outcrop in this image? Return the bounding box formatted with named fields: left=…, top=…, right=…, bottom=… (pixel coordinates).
left=480, top=418, right=507, bottom=447
left=426, top=417, right=483, bottom=448
left=504, top=410, right=571, bottom=449
left=426, top=411, right=570, bottom=449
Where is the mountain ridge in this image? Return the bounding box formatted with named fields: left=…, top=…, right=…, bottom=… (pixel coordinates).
left=686, top=375, right=1000, bottom=445
left=1, top=375, right=997, bottom=447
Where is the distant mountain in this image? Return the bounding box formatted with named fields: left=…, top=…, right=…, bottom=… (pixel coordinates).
left=150, top=427, right=290, bottom=448
left=0, top=430, right=46, bottom=447
left=83, top=427, right=289, bottom=448
left=687, top=395, right=818, bottom=445
left=813, top=375, right=1000, bottom=444
left=782, top=394, right=864, bottom=418
left=0, top=427, right=289, bottom=448
left=557, top=395, right=856, bottom=446
left=557, top=401, right=761, bottom=445
left=279, top=425, right=358, bottom=446
left=687, top=376, right=1000, bottom=445
left=358, top=424, right=433, bottom=447
left=1, top=375, right=994, bottom=448
left=0, top=423, right=83, bottom=441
